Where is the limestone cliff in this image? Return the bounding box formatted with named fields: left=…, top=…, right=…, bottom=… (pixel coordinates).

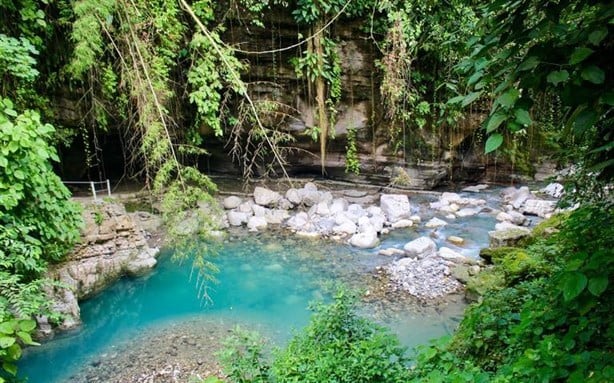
left=43, top=201, right=160, bottom=333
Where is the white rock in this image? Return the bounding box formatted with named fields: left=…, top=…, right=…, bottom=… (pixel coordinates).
left=222, top=196, right=242, bottom=210
left=380, top=194, right=411, bottom=222
left=238, top=201, right=254, bottom=214
left=378, top=248, right=406, bottom=256
left=349, top=231, right=380, bottom=249
left=253, top=186, right=281, bottom=207
left=247, top=216, right=268, bottom=231
left=462, top=184, right=489, bottom=193
left=252, top=205, right=266, bottom=217
left=438, top=247, right=470, bottom=263
left=227, top=211, right=248, bottom=226
left=330, top=198, right=348, bottom=214
left=541, top=182, right=564, bottom=198
left=369, top=214, right=386, bottom=233
left=403, top=237, right=437, bottom=259
left=391, top=219, right=413, bottom=229
left=304, top=182, right=318, bottom=191
left=333, top=221, right=357, bottom=235
left=495, top=221, right=526, bottom=231
left=264, top=209, right=289, bottom=224
left=410, top=215, right=422, bottom=223
left=366, top=206, right=383, bottom=216
left=502, top=186, right=533, bottom=209
left=447, top=236, right=464, bottom=245
left=425, top=217, right=448, bottom=228
left=320, top=191, right=334, bottom=204
left=315, top=201, right=331, bottom=216
left=439, top=203, right=460, bottom=213
left=300, top=189, right=321, bottom=206
left=440, top=192, right=463, bottom=205
left=446, top=214, right=457, bottom=220
left=522, top=199, right=556, bottom=218
left=346, top=204, right=367, bottom=222
left=286, top=188, right=302, bottom=205
left=456, top=207, right=480, bottom=217
left=286, top=212, right=309, bottom=231
left=278, top=198, right=294, bottom=210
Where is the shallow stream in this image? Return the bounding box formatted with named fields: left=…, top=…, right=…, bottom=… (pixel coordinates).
left=19, top=188, right=505, bottom=382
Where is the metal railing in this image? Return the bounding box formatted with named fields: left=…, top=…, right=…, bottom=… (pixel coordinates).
left=62, top=179, right=111, bottom=201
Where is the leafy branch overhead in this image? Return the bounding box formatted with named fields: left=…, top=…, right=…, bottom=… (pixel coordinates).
left=451, top=0, right=612, bottom=176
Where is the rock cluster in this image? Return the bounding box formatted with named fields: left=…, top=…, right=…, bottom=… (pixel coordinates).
left=385, top=236, right=478, bottom=301
left=45, top=202, right=160, bottom=331
left=222, top=183, right=415, bottom=249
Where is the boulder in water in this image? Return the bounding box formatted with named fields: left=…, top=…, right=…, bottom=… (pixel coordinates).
left=380, top=194, right=411, bottom=222
left=403, top=236, right=436, bottom=259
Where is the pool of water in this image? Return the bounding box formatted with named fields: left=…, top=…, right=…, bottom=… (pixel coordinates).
left=19, top=189, right=503, bottom=382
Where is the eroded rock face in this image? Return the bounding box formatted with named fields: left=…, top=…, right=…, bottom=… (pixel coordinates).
left=46, top=202, right=159, bottom=331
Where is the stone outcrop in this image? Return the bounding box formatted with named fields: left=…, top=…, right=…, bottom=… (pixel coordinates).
left=46, top=202, right=160, bottom=331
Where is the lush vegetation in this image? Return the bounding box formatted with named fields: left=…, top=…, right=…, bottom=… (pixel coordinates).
left=218, top=289, right=411, bottom=383
left=0, top=0, right=611, bottom=382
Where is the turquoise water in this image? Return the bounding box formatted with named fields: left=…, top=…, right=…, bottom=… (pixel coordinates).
left=18, top=190, right=501, bottom=382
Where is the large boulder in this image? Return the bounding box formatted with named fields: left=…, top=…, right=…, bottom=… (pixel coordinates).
left=380, top=194, right=411, bottom=222
left=227, top=211, right=248, bottom=226
left=403, top=236, right=436, bottom=259
left=501, top=186, right=533, bottom=209
left=522, top=199, right=556, bottom=218
left=438, top=247, right=473, bottom=264
left=253, top=187, right=281, bottom=207
left=489, top=227, right=531, bottom=248
left=247, top=216, right=268, bottom=231
left=540, top=182, right=564, bottom=198
left=349, top=230, right=380, bottom=249
left=222, top=196, right=242, bottom=209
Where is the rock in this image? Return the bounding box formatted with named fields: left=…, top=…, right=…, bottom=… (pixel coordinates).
left=300, top=189, right=321, bottom=207
left=222, top=196, right=242, bottom=209
left=497, top=211, right=527, bottom=225
left=501, top=186, right=533, bottom=209
left=252, top=204, right=266, bottom=217
left=522, top=199, right=556, bottom=218
left=253, top=187, right=281, bottom=207
left=403, top=236, right=436, bottom=259
left=380, top=194, right=411, bottom=222
left=425, top=217, right=447, bottom=228
left=445, top=214, right=456, bottom=220
left=447, top=235, right=464, bottom=245
left=343, top=189, right=367, bottom=198
left=304, top=182, right=318, bottom=191
left=315, top=218, right=336, bottom=235
left=315, top=201, right=331, bottom=216
left=386, top=256, right=462, bottom=300
left=126, top=252, right=158, bottom=276
left=489, top=227, right=531, bottom=247
left=451, top=265, right=471, bottom=283
left=462, top=184, right=489, bottom=193
left=440, top=192, right=463, bottom=205
left=438, top=247, right=471, bottom=263
left=237, top=201, right=254, bottom=214
left=391, top=219, right=413, bottom=229
left=286, top=212, right=310, bottom=231
left=330, top=198, right=348, bottom=214
left=456, top=207, right=481, bottom=218
left=368, top=214, right=386, bottom=233
left=247, top=216, right=268, bottom=231
left=540, top=182, right=564, bottom=198
left=349, top=231, right=380, bottom=249
left=333, top=221, right=357, bottom=235
left=378, top=248, right=406, bottom=256
left=277, top=198, right=294, bottom=210
left=286, top=188, right=302, bottom=205
left=409, top=215, right=421, bottom=223
left=227, top=211, right=248, bottom=226
left=346, top=204, right=367, bottom=222
left=264, top=209, right=289, bottom=225
left=495, top=221, right=526, bottom=231
left=439, top=203, right=460, bottom=213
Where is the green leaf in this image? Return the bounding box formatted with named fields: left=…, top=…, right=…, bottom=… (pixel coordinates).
left=514, top=108, right=532, bottom=126
left=518, top=56, right=539, bottom=71
left=573, top=109, right=598, bottom=135
left=569, top=47, right=594, bottom=65
left=588, top=276, right=608, bottom=296
left=16, top=331, right=37, bottom=345
left=497, top=88, right=519, bottom=108
left=0, top=322, right=14, bottom=335
left=581, top=65, right=605, bottom=84
left=562, top=272, right=587, bottom=301
left=2, top=362, right=17, bottom=376
left=0, top=336, right=15, bottom=349
left=602, top=91, right=614, bottom=106
left=462, top=91, right=482, bottom=107
left=468, top=71, right=483, bottom=86
left=485, top=113, right=507, bottom=133
left=19, top=319, right=36, bottom=332
left=485, top=133, right=503, bottom=154
left=447, top=95, right=465, bottom=104
left=6, top=344, right=21, bottom=360
left=588, top=28, right=608, bottom=45
left=546, top=70, right=569, bottom=85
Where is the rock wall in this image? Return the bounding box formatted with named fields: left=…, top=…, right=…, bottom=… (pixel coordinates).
left=44, top=202, right=160, bottom=333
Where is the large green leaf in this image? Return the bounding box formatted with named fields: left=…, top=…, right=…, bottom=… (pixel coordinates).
left=573, top=109, right=598, bottom=135
left=496, top=88, right=519, bottom=108
left=581, top=65, right=605, bottom=84
left=462, top=91, right=483, bottom=107
left=0, top=336, right=15, bottom=349
left=485, top=113, right=507, bottom=133
left=562, top=271, right=587, bottom=301
left=569, top=47, right=594, bottom=64
left=588, top=276, right=608, bottom=296
left=546, top=70, right=569, bottom=85
left=514, top=108, right=532, bottom=126
left=517, top=56, right=539, bottom=71
left=588, top=27, right=608, bottom=45
left=18, top=320, right=36, bottom=332
left=484, top=133, right=503, bottom=154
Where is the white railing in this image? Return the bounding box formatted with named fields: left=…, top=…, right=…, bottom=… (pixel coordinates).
left=62, top=179, right=111, bottom=201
